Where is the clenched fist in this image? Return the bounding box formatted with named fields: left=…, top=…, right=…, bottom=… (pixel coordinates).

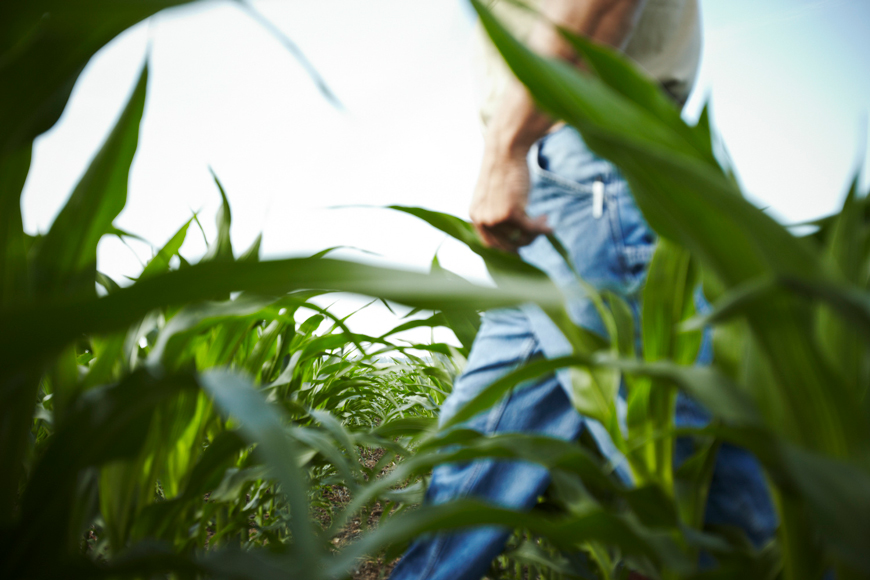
left=469, top=145, right=550, bottom=253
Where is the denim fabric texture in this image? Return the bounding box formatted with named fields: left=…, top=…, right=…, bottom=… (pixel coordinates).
left=389, top=127, right=776, bottom=580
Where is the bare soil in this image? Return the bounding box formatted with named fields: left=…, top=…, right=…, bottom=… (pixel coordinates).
left=313, top=446, right=403, bottom=580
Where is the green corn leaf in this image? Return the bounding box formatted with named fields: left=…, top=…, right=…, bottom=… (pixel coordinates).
left=239, top=233, right=262, bottom=262
left=3, top=369, right=199, bottom=576
left=81, top=332, right=126, bottom=390
left=147, top=294, right=280, bottom=368
left=202, top=317, right=254, bottom=369
left=31, top=64, right=149, bottom=298
left=607, top=358, right=764, bottom=429
left=0, top=370, right=41, bottom=528
left=621, top=484, right=680, bottom=529
left=430, top=255, right=481, bottom=353
left=439, top=355, right=586, bottom=431
left=330, top=499, right=689, bottom=579
left=431, top=347, right=617, bottom=443
left=298, top=312, right=326, bottom=336
left=291, top=426, right=361, bottom=490
left=379, top=312, right=449, bottom=338
left=556, top=26, right=715, bottom=164
left=628, top=239, right=701, bottom=485
left=711, top=424, right=870, bottom=573
left=391, top=206, right=605, bottom=361
left=199, top=369, right=324, bottom=573
left=673, top=437, right=720, bottom=530
left=204, top=168, right=234, bottom=263
left=681, top=277, right=776, bottom=331
left=615, top=356, right=870, bottom=571
left=230, top=0, right=342, bottom=110
left=96, top=270, right=122, bottom=294
left=688, top=275, right=870, bottom=344
left=106, top=225, right=147, bottom=243
left=0, top=145, right=31, bottom=308
left=156, top=390, right=215, bottom=499
left=308, top=409, right=360, bottom=467
left=179, top=430, right=247, bottom=502
left=244, top=319, right=283, bottom=378
left=502, top=538, right=590, bottom=579
left=59, top=540, right=307, bottom=580
left=0, top=1, right=196, bottom=155
left=390, top=205, right=549, bottom=279
left=438, top=349, right=763, bottom=437
left=603, top=290, right=635, bottom=359
left=0, top=256, right=566, bottom=377
left=333, top=432, right=626, bottom=539
left=641, top=239, right=701, bottom=366
left=297, top=333, right=360, bottom=363
left=371, top=416, right=437, bottom=440
left=824, top=176, right=865, bottom=285
left=816, top=177, right=868, bottom=395
left=390, top=208, right=613, bottom=410
left=139, top=218, right=193, bottom=280
left=208, top=465, right=271, bottom=503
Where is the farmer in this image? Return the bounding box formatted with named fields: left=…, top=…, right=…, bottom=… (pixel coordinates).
left=389, top=1, right=776, bottom=578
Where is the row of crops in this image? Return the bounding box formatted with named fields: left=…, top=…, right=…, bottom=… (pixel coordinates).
left=2, top=1, right=870, bottom=579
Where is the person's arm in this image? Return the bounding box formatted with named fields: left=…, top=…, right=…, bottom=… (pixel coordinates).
left=470, top=0, right=646, bottom=251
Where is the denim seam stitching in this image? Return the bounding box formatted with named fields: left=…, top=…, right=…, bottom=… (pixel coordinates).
left=608, top=188, right=626, bottom=275
left=623, top=245, right=655, bottom=266
left=534, top=169, right=596, bottom=195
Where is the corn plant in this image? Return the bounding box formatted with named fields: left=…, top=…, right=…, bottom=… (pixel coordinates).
left=0, top=3, right=557, bottom=578
left=412, top=2, right=870, bottom=578
left=3, top=1, right=869, bottom=579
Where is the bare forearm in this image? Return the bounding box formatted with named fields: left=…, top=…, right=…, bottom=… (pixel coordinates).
left=484, top=0, right=645, bottom=157
left=470, top=0, right=645, bottom=251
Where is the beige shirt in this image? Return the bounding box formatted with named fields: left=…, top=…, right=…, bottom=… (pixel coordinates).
left=473, top=0, right=702, bottom=126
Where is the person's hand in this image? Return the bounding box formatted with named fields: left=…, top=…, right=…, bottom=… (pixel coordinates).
left=469, top=147, right=551, bottom=252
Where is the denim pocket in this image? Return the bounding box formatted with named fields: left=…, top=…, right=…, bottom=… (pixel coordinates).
left=526, top=126, right=656, bottom=295
left=531, top=142, right=597, bottom=196
left=530, top=128, right=614, bottom=196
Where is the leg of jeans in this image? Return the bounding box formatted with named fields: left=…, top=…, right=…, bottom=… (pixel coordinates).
left=389, top=308, right=584, bottom=580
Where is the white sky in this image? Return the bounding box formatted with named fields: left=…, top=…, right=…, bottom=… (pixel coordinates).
left=20, top=0, right=870, bottom=341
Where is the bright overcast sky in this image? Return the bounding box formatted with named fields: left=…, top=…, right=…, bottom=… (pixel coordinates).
left=20, top=0, right=870, bottom=338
